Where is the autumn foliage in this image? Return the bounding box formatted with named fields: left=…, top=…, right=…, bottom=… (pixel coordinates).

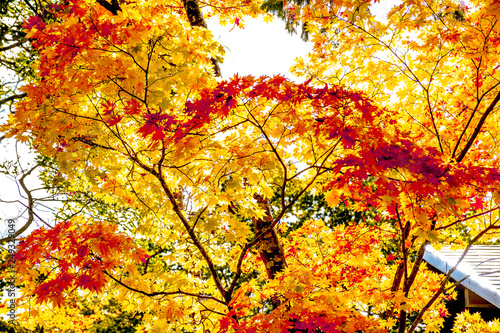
left=2, top=0, right=500, bottom=332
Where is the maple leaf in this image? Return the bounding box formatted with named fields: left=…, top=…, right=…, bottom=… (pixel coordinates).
left=4, top=0, right=500, bottom=332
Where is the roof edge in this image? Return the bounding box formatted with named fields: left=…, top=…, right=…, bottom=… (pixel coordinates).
left=423, top=246, right=500, bottom=309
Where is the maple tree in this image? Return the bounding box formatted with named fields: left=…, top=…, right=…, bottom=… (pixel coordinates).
left=2, top=0, right=500, bottom=332
left=0, top=0, right=45, bottom=115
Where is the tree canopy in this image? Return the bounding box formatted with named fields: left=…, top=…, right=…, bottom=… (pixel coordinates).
left=2, top=0, right=500, bottom=332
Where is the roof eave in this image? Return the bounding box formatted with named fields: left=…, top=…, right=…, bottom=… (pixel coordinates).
left=423, top=247, right=500, bottom=309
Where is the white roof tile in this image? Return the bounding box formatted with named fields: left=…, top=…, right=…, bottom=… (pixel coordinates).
left=423, top=245, right=500, bottom=309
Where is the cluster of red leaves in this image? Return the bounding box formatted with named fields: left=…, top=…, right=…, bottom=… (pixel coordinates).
left=179, top=74, right=500, bottom=224
left=137, top=110, right=176, bottom=141
left=101, top=100, right=123, bottom=127
left=11, top=219, right=147, bottom=307
left=220, top=222, right=389, bottom=333
left=131, top=74, right=377, bottom=144
left=326, top=139, right=500, bottom=220
left=177, top=74, right=380, bottom=142
left=23, top=0, right=141, bottom=69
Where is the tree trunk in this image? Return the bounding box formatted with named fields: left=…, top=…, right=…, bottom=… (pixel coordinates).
left=183, top=0, right=222, bottom=77
left=252, top=194, right=287, bottom=279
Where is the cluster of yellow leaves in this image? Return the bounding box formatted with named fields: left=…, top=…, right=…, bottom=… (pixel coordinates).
left=288, top=0, right=500, bottom=241
left=3, top=0, right=500, bottom=331
left=452, top=310, right=500, bottom=333
left=295, top=0, right=500, bottom=156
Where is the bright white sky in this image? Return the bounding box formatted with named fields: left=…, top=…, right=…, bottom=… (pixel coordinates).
left=208, top=16, right=313, bottom=79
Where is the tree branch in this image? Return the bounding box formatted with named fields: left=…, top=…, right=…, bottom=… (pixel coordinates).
left=0, top=93, right=26, bottom=106
left=0, top=41, right=26, bottom=52
left=123, top=146, right=230, bottom=304
left=103, top=270, right=226, bottom=305
left=407, top=223, right=500, bottom=333
left=456, top=89, right=500, bottom=162
left=95, top=0, right=121, bottom=15
left=183, top=0, right=221, bottom=76
left=0, top=165, right=37, bottom=244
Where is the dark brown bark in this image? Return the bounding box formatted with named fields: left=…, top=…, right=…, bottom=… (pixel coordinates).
left=397, top=310, right=407, bottom=333
left=183, top=0, right=208, bottom=28
left=96, top=0, right=121, bottom=15
left=252, top=194, right=287, bottom=279
left=382, top=220, right=411, bottom=322
left=0, top=93, right=26, bottom=106
left=403, top=241, right=428, bottom=294
left=182, top=0, right=222, bottom=77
